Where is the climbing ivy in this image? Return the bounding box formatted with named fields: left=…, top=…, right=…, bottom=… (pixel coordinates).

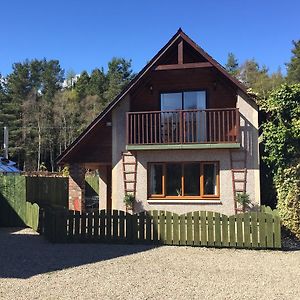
left=260, top=84, right=300, bottom=238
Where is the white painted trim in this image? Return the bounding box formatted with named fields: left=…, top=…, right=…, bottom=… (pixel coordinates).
left=147, top=200, right=222, bottom=205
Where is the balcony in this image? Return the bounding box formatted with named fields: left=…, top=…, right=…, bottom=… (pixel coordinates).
left=126, top=108, right=240, bottom=150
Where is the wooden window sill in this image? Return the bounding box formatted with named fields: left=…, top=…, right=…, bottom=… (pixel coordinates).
left=147, top=199, right=222, bottom=205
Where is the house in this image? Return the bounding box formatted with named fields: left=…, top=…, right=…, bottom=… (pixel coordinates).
left=57, top=29, right=260, bottom=215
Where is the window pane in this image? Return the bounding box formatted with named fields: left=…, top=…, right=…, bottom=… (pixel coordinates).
left=184, top=163, right=200, bottom=196
left=203, top=163, right=217, bottom=195
left=150, top=164, right=163, bottom=195
left=183, top=91, right=206, bottom=110
left=166, top=163, right=182, bottom=196
left=161, top=93, right=182, bottom=111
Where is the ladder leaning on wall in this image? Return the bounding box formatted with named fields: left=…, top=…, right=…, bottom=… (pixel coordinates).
left=230, top=149, right=247, bottom=214
left=122, top=151, right=137, bottom=198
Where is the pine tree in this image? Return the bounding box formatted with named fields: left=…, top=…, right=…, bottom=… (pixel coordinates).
left=286, top=40, right=300, bottom=83
left=75, top=71, right=90, bottom=99
left=104, top=57, right=134, bottom=102
left=225, top=52, right=239, bottom=77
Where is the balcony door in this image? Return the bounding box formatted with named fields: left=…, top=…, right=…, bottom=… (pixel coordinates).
left=160, top=91, right=207, bottom=143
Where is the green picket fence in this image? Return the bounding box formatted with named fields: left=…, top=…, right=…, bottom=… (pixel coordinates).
left=44, top=209, right=281, bottom=249
left=0, top=175, right=40, bottom=230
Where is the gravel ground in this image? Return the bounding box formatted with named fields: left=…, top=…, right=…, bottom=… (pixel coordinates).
left=0, top=228, right=300, bottom=300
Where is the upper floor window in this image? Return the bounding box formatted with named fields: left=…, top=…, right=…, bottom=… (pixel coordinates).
left=160, top=91, right=206, bottom=111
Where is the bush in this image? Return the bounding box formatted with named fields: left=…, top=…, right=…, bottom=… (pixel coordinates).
left=123, top=193, right=135, bottom=209
left=275, top=163, right=300, bottom=239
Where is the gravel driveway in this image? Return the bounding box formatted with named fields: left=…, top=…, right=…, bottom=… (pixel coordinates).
left=0, top=228, right=300, bottom=300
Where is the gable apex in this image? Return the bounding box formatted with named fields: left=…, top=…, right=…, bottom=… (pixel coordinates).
left=56, top=29, right=249, bottom=165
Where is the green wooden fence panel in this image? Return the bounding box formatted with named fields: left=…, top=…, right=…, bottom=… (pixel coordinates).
left=152, top=210, right=159, bottom=243
left=74, top=211, right=80, bottom=241
left=68, top=210, right=74, bottom=238
left=43, top=208, right=281, bottom=249
left=81, top=212, right=87, bottom=239
left=180, top=214, right=186, bottom=245
left=145, top=212, right=151, bottom=243
left=112, top=210, right=119, bottom=240
left=193, top=211, right=200, bottom=246
left=119, top=211, right=125, bottom=240
left=207, top=212, right=214, bottom=246
left=173, top=213, right=179, bottom=245
left=214, top=213, right=221, bottom=247
left=229, top=215, right=236, bottom=247
left=139, top=211, right=146, bottom=241
left=186, top=212, right=193, bottom=246
left=259, top=213, right=266, bottom=248
left=243, top=213, right=251, bottom=248
left=100, top=210, right=105, bottom=240
left=221, top=214, right=229, bottom=247
left=266, top=213, right=274, bottom=248
left=94, top=211, right=99, bottom=239
left=250, top=212, right=258, bottom=248
left=274, top=216, right=281, bottom=249
left=236, top=214, right=244, bottom=248
left=166, top=211, right=172, bottom=245
left=132, top=213, right=138, bottom=243
left=125, top=211, right=132, bottom=242
left=200, top=211, right=207, bottom=246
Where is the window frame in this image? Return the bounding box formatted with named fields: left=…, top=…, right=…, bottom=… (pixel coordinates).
left=160, top=90, right=207, bottom=111
left=148, top=161, right=220, bottom=200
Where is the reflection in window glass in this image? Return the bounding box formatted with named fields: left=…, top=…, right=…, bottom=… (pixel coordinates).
left=161, top=93, right=182, bottom=111
left=204, top=163, right=217, bottom=195
left=184, top=163, right=200, bottom=196
left=183, top=91, right=206, bottom=110
left=166, top=163, right=182, bottom=196
left=150, top=164, right=163, bottom=195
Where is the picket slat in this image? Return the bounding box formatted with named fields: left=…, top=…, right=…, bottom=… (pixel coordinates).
left=200, top=211, right=207, bottom=246
left=159, top=211, right=166, bottom=243
left=187, top=212, right=193, bottom=246
left=173, top=213, right=179, bottom=245
left=243, top=213, right=251, bottom=248
left=94, top=210, right=99, bottom=239
left=221, top=214, right=229, bottom=247
left=166, top=211, right=172, bottom=245
left=266, top=213, right=274, bottom=248
left=207, top=212, right=214, bottom=246
left=112, top=210, right=119, bottom=240
left=180, top=214, right=186, bottom=245
left=236, top=214, right=244, bottom=248
left=119, top=211, right=125, bottom=240
left=259, top=213, right=267, bottom=248
left=193, top=211, right=200, bottom=246
left=274, top=216, right=281, bottom=249
left=229, top=215, right=236, bottom=247
left=152, top=210, right=159, bottom=244
left=250, top=212, right=258, bottom=248
left=214, top=213, right=221, bottom=247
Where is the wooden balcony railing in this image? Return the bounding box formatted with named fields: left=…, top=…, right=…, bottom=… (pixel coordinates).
left=126, top=108, right=240, bottom=145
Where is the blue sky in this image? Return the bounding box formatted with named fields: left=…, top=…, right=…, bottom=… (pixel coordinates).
left=1, top=0, right=299, bottom=76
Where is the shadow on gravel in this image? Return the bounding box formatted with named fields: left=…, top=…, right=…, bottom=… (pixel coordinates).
left=0, top=228, right=158, bottom=279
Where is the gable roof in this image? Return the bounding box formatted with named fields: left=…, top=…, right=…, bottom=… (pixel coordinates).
left=57, top=28, right=249, bottom=165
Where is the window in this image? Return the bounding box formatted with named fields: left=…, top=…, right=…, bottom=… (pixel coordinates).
left=160, top=91, right=206, bottom=111
left=148, top=162, right=219, bottom=199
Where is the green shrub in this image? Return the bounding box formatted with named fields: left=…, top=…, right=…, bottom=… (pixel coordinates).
left=124, top=193, right=135, bottom=209
left=275, top=163, right=300, bottom=239
left=236, top=193, right=251, bottom=208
